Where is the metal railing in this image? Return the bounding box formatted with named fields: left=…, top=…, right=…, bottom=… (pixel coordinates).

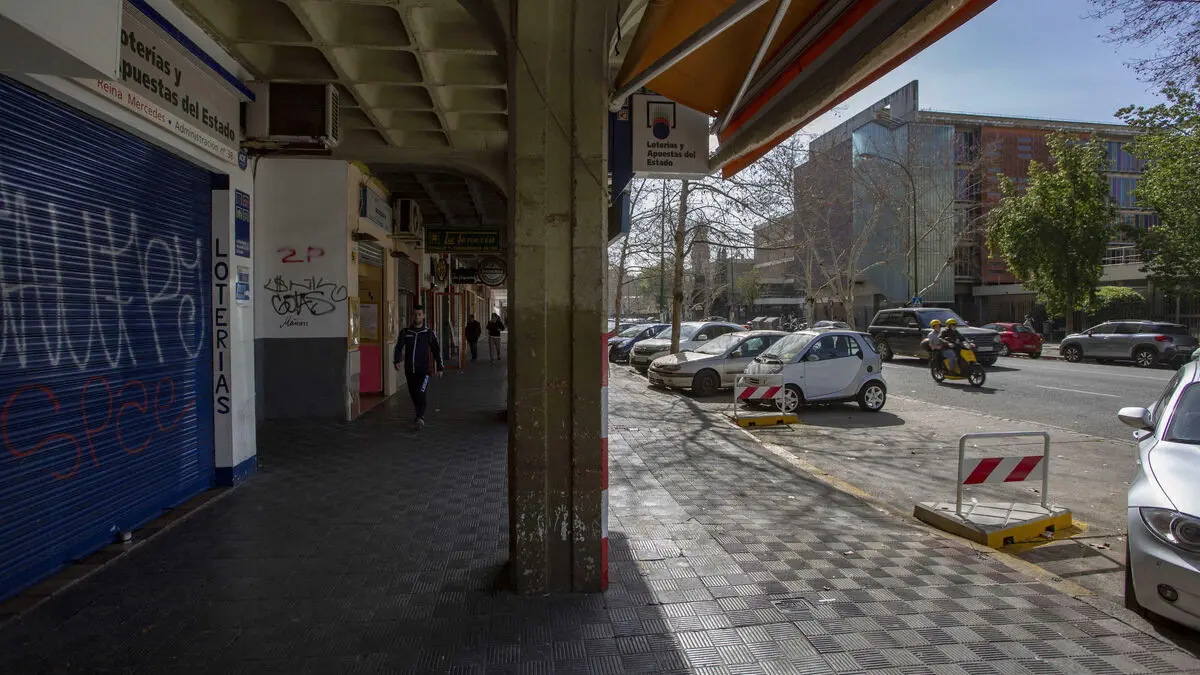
left=956, top=431, right=1051, bottom=517
left=1102, top=244, right=1142, bottom=266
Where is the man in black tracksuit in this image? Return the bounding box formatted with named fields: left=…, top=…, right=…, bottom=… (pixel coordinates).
left=393, top=305, right=443, bottom=430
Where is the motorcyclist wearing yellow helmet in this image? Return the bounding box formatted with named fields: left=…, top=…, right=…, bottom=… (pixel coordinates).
left=926, top=319, right=944, bottom=353
left=939, top=318, right=964, bottom=374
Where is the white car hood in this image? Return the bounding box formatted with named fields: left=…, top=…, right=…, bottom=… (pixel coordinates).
left=1148, top=442, right=1200, bottom=515
left=654, top=351, right=719, bottom=367
left=636, top=338, right=674, bottom=351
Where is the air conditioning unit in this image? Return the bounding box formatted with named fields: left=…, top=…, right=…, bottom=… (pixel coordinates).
left=245, top=82, right=340, bottom=149
left=392, top=198, right=424, bottom=246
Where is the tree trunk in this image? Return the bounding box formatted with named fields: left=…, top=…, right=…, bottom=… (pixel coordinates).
left=670, top=180, right=689, bottom=353
left=613, top=229, right=632, bottom=335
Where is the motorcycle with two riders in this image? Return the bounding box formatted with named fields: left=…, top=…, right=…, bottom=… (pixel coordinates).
left=922, top=319, right=986, bottom=388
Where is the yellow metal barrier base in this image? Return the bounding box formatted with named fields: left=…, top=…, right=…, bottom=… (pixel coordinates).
left=734, top=413, right=798, bottom=428
left=914, top=501, right=1073, bottom=548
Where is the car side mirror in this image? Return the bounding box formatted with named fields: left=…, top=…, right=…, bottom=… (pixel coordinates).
left=1118, top=406, right=1152, bottom=431
left=730, top=349, right=742, bottom=358
left=696, top=335, right=708, bottom=341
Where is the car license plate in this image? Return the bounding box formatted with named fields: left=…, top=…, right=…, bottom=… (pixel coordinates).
left=976, top=345, right=992, bottom=352
left=649, top=374, right=663, bottom=385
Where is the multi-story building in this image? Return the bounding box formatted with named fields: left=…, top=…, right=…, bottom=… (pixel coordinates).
left=790, top=80, right=1156, bottom=326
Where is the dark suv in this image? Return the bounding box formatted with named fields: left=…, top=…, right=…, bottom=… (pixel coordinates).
left=868, top=308, right=1000, bottom=367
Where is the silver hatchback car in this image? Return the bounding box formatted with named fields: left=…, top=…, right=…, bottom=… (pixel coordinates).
left=1061, top=321, right=1197, bottom=368
left=647, top=330, right=789, bottom=396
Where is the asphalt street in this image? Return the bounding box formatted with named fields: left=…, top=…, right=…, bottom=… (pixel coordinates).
left=880, top=354, right=1177, bottom=442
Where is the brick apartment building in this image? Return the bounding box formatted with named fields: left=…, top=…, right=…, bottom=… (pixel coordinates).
left=780, top=80, right=1159, bottom=327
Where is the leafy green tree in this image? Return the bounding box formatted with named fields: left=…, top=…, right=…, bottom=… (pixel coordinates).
left=1085, top=285, right=1147, bottom=324
left=734, top=268, right=762, bottom=316
left=1117, top=79, right=1200, bottom=292
left=986, top=132, right=1117, bottom=330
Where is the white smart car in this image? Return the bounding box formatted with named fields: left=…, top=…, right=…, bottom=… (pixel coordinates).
left=742, top=329, right=887, bottom=413
left=1118, top=360, right=1200, bottom=630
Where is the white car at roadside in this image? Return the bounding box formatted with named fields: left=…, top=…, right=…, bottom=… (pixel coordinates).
left=630, top=321, right=745, bottom=374
left=742, top=329, right=887, bottom=413
left=1117, top=360, right=1200, bottom=631
left=647, top=330, right=788, bottom=396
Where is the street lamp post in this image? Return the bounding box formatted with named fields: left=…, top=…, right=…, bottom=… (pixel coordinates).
left=861, top=152, right=918, bottom=303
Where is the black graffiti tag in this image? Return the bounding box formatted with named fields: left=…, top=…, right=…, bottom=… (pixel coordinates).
left=264, top=276, right=349, bottom=317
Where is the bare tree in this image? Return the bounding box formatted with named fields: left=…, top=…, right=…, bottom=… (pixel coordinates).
left=1089, top=0, right=1200, bottom=88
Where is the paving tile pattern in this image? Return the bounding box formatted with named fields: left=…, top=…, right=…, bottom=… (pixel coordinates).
left=0, top=363, right=1196, bottom=674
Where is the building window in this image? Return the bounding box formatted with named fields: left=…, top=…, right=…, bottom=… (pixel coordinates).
left=1107, top=141, right=1146, bottom=172
left=1122, top=212, right=1160, bottom=230
left=1110, top=176, right=1140, bottom=207
left=955, top=130, right=979, bottom=163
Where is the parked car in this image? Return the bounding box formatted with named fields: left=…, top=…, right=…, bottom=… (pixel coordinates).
left=742, top=330, right=887, bottom=413
left=1060, top=321, right=1197, bottom=368
left=868, top=308, right=999, bottom=367
left=812, top=320, right=851, bottom=330
left=630, top=321, right=746, bottom=373
left=608, top=323, right=670, bottom=363
left=981, top=322, right=1044, bottom=358
left=1116, top=360, right=1200, bottom=630
left=647, top=331, right=789, bottom=396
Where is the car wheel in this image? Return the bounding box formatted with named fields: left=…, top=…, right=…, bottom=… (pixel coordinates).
left=691, top=370, right=719, bottom=397
left=999, top=343, right=1011, bottom=357
left=1029, top=351, right=1042, bottom=359
left=857, top=381, right=886, bottom=412
left=1062, top=344, right=1083, bottom=363
left=1134, top=347, right=1157, bottom=369
left=876, top=337, right=894, bottom=362
left=776, top=384, right=803, bottom=414
left=1125, top=543, right=1147, bottom=617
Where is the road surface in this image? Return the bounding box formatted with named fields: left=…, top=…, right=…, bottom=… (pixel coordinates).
left=880, top=354, right=1176, bottom=441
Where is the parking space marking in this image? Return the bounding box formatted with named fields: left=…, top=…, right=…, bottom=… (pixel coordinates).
left=1037, top=385, right=1120, bottom=398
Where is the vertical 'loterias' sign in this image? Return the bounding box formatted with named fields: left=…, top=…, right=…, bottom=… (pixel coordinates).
left=631, top=94, right=710, bottom=179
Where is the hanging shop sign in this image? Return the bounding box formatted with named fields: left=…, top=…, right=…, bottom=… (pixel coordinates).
left=435, top=257, right=449, bottom=285
left=631, top=94, right=710, bottom=178
left=478, top=256, right=507, bottom=287
left=451, top=267, right=478, bottom=285
left=425, top=229, right=502, bottom=253
left=359, top=185, right=392, bottom=230
left=78, top=1, right=250, bottom=165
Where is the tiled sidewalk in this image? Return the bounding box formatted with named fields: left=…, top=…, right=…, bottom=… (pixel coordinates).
left=0, top=362, right=1197, bottom=674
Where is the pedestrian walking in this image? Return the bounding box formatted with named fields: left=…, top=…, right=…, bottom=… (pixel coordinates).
left=486, top=313, right=505, bottom=361
left=466, top=314, right=482, bottom=361
left=393, top=305, right=443, bottom=430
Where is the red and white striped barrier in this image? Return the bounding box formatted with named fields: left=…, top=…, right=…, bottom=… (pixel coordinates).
left=600, top=330, right=610, bottom=590
left=737, top=385, right=781, bottom=401
left=961, top=455, right=1044, bottom=485
left=955, top=431, right=1052, bottom=517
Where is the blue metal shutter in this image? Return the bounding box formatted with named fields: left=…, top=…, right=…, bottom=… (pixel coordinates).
left=0, top=76, right=214, bottom=601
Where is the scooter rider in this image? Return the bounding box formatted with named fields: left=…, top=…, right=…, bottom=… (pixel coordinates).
left=939, top=318, right=965, bottom=374
left=925, top=319, right=944, bottom=353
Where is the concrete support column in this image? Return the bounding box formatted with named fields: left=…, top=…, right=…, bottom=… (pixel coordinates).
left=507, top=0, right=609, bottom=593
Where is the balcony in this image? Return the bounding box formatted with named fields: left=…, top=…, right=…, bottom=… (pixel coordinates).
left=1103, top=243, right=1142, bottom=266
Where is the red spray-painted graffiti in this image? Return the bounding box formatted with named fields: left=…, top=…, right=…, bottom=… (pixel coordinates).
left=2, top=377, right=195, bottom=480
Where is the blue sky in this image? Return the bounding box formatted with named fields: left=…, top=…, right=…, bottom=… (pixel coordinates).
left=803, top=0, right=1165, bottom=136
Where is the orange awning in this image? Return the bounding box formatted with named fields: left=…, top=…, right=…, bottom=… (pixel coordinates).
left=615, top=0, right=998, bottom=178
